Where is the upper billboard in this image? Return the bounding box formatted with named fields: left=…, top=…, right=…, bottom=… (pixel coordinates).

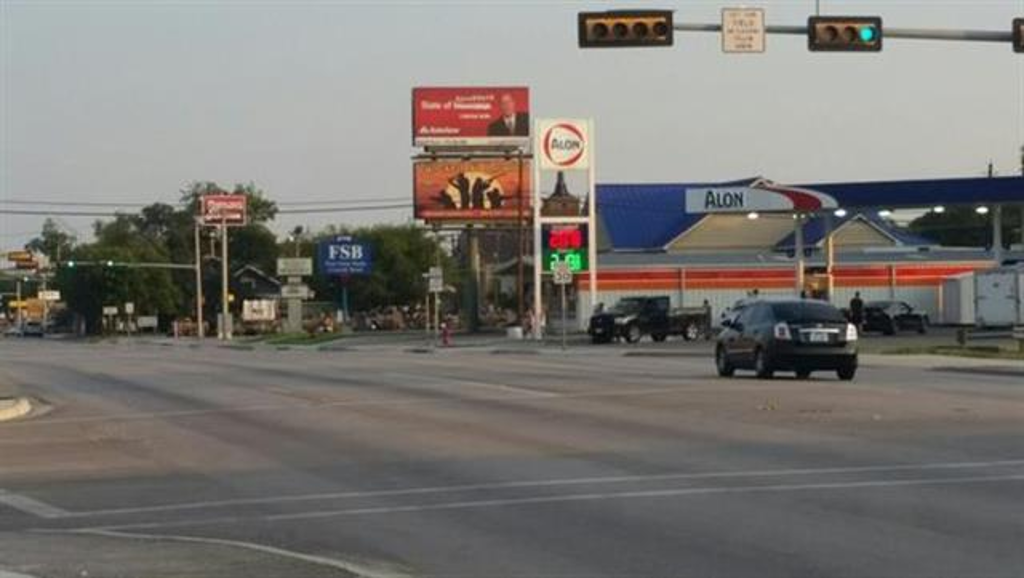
left=413, top=158, right=532, bottom=222
left=412, top=87, right=530, bottom=148
left=200, top=194, right=248, bottom=226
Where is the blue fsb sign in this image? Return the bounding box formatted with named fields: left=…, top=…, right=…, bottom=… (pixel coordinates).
left=318, top=236, right=373, bottom=276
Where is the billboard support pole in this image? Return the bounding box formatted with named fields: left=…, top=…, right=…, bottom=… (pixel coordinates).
left=532, top=120, right=543, bottom=340
left=794, top=213, right=805, bottom=296
left=220, top=217, right=231, bottom=340
left=517, top=149, right=526, bottom=326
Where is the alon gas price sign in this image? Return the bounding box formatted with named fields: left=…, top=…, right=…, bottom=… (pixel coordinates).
left=537, top=119, right=590, bottom=171
left=543, top=224, right=589, bottom=273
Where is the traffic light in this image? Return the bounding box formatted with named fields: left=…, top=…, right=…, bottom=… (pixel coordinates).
left=1014, top=18, right=1023, bottom=53
left=578, top=10, right=673, bottom=48
left=808, top=16, right=882, bottom=52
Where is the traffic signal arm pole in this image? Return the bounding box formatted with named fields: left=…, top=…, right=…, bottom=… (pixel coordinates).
left=673, top=22, right=1013, bottom=43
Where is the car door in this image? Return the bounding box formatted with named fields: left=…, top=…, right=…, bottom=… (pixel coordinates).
left=728, top=305, right=759, bottom=367
left=894, top=302, right=915, bottom=330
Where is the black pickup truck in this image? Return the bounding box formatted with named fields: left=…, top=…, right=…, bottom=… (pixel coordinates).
left=588, top=296, right=712, bottom=344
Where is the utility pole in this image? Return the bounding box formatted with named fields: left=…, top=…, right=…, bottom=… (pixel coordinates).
left=989, top=161, right=1003, bottom=264
left=15, top=278, right=22, bottom=331
left=194, top=219, right=205, bottom=339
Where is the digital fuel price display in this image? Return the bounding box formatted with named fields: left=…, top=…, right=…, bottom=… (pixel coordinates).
left=542, top=224, right=588, bottom=273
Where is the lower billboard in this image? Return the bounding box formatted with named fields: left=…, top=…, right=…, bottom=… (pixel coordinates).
left=413, top=159, right=532, bottom=223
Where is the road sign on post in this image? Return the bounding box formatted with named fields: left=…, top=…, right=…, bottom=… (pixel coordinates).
left=277, top=258, right=313, bottom=277
left=553, top=261, right=573, bottom=286
left=722, top=8, right=765, bottom=53
left=37, top=290, right=61, bottom=302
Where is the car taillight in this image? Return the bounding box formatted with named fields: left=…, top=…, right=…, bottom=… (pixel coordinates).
left=846, top=323, right=859, bottom=341
left=773, top=322, right=792, bottom=340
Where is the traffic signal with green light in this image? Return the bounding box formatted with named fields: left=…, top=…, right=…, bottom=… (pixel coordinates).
left=578, top=10, right=673, bottom=48
left=1014, top=18, right=1023, bottom=53
left=808, top=16, right=882, bottom=52
left=65, top=261, right=75, bottom=268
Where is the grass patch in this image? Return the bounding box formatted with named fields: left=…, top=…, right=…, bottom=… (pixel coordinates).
left=264, top=332, right=346, bottom=346
left=883, top=345, right=1024, bottom=360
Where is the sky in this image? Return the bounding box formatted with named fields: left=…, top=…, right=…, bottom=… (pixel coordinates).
left=1, top=0, right=1022, bottom=249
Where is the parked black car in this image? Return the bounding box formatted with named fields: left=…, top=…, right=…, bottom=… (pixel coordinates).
left=715, top=299, right=858, bottom=380
left=862, top=301, right=928, bottom=335
left=588, top=296, right=711, bottom=344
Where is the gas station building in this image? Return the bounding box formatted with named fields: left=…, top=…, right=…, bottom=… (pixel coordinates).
left=579, top=175, right=1024, bottom=322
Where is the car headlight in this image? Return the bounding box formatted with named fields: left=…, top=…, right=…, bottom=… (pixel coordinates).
left=846, top=323, right=859, bottom=341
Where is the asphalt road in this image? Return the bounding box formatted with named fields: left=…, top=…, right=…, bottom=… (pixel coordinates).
left=1, top=338, right=1023, bottom=577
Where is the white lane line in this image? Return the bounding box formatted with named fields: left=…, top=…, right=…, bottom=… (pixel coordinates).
left=85, top=472, right=1024, bottom=533
left=65, top=458, right=1024, bottom=518
left=45, top=529, right=413, bottom=578
left=0, top=489, right=70, bottom=519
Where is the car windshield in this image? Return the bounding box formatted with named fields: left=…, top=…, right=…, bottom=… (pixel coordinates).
left=610, top=299, right=644, bottom=314
left=771, top=302, right=847, bottom=323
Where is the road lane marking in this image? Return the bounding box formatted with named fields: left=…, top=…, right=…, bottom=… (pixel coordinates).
left=44, top=529, right=413, bottom=578
left=63, top=458, right=1024, bottom=518
left=80, top=472, right=1024, bottom=532
left=0, top=489, right=70, bottom=519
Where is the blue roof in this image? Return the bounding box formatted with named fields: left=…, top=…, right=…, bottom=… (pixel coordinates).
left=597, top=175, right=1020, bottom=251
left=597, top=179, right=753, bottom=250
left=799, top=176, right=1024, bottom=209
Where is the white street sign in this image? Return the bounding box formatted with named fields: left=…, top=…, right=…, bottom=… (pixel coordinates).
left=124, top=302, right=135, bottom=315
left=280, top=284, right=311, bottom=300
left=102, top=306, right=118, bottom=316
left=722, top=8, right=766, bottom=54
left=137, top=316, right=159, bottom=329
left=277, top=258, right=313, bottom=277
left=553, top=262, right=573, bottom=285
left=537, top=119, right=590, bottom=171
left=37, top=290, right=61, bottom=301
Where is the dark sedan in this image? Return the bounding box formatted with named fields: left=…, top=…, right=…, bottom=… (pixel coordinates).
left=715, top=299, right=858, bottom=380
left=862, top=300, right=928, bottom=335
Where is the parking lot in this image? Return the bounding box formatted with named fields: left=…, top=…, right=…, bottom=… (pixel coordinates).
left=1, top=336, right=1022, bottom=577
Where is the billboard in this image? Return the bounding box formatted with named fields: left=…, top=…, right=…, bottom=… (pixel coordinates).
left=413, top=159, right=532, bottom=222
left=318, top=236, right=373, bottom=276
left=412, top=87, right=530, bottom=147
left=200, top=194, right=248, bottom=226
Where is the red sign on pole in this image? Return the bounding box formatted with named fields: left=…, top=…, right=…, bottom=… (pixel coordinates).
left=412, top=86, right=530, bottom=148
left=200, top=195, right=248, bottom=226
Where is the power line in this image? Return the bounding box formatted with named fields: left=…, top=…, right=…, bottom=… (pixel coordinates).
left=0, top=203, right=411, bottom=217
left=2, top=196, right=410, bottom=208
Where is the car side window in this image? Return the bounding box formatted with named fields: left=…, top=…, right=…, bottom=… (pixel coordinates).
left=750, top=304, right=772, bottom=327
left=734, top=305, right=755, bottom=328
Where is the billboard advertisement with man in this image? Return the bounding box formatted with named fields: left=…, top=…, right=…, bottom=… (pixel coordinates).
left=413, top=158, right=532, bottom=222
left=412, top=87, right=530, bottom=147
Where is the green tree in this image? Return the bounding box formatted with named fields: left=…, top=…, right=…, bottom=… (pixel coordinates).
left=909, top=207, right=1021, bottom=248
left=26, top=218, right=75, bottom=262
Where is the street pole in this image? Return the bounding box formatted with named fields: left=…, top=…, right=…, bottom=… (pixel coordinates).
left=41, top=274, right=48, bottom=335
left=194, top=219, right=205, bottom=339
left=794, top=214, right=805, bottom=296
left=560, top=282, right=567, bottom=351
left=220, top=218, right=230, bottom=340
left=15, top=278, right=22, bottom=331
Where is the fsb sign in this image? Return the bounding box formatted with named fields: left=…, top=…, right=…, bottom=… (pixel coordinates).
left=318, top=236, right=373, bottom=276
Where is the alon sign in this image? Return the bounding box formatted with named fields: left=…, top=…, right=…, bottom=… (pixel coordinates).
left=685, top=183, right=838, bottom=213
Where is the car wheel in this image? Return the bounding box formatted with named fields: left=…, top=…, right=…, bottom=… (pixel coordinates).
left=795, top=368, right=812, bottom=379
left=652, top=333, right=667, bottom=342
left=624, top=324, right=642, bottom=344
left=754, top=348, right=774, bottom=379
left=683, top=322, right=700, bottom=341
left=715, top=346, right=735, bottom=377
left=837, top=364, right=857, bottom=381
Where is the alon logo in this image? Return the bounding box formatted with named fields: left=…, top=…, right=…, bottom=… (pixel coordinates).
left=541, top=122, right=588, bottom=169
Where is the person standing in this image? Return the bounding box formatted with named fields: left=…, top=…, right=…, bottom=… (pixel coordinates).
left=849, top=291, right=865, bottom=329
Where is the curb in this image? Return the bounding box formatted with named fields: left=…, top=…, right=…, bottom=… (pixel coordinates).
left=0, top=397, right=32, bottom=423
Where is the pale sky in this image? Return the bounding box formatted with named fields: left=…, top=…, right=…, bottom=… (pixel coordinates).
left=1, top=0, right=1022, bottom=248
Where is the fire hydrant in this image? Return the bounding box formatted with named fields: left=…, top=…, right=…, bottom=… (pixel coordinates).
left=441, top=322, right=451, bottom=347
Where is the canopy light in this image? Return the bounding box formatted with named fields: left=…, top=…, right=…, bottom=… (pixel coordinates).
left=975, top=206, right=990, bottom=215
left=833, top=209, right=848, bottom=218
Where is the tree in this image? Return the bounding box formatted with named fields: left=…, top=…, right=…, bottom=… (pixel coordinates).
left=908, top=207, right=1022, bottom=248
left=26, top=219, right=75, bottom=262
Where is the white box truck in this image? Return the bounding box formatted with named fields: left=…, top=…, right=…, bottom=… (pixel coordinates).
left=974, top=266, right=1024, bottom=327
